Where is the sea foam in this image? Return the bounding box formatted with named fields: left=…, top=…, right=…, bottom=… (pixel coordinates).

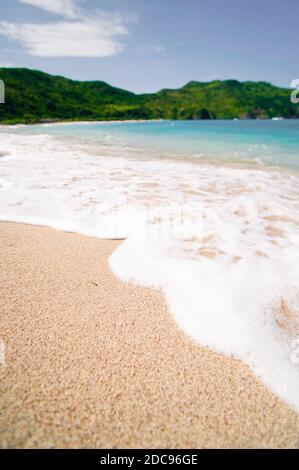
left=0, top=126, right=298, bottom=411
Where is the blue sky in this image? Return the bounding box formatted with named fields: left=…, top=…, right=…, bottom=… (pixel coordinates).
left=0, top=0, right=298, bottom=93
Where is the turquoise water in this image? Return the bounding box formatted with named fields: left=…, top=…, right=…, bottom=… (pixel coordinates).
left=9, top=119, right=299, bottom=169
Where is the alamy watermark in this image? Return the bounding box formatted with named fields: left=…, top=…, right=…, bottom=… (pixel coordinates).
left=0, top=79, right=5, bottom=104
left=91, top=202, right=222, bottom=240
left=290, top=79, right=299, bottom=104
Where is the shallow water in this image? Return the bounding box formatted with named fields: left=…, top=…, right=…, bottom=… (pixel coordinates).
left=7, top=119, right=299, bottom=169
left=0, top=120, right=299, bottom=412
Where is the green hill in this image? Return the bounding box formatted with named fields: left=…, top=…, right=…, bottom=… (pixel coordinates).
left=0, top=68, right=297, bottom=123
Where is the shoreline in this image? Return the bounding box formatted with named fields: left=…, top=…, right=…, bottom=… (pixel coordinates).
left=0, top=119, right=167, bottom=128
left=0, top=222, right=298, bottom=448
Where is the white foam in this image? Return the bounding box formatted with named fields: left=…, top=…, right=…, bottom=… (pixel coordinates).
left=110, top=232, right=299, bottom=411
left=0, top=128, right=299, bottom=411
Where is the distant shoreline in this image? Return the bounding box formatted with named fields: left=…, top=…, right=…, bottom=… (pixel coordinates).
left=1, top=117, right=297, bottom=127
left=0, top=118, right=166, bottom=127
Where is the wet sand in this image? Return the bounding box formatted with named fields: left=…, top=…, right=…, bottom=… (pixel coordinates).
left=0, top=222, right=298, bottom=448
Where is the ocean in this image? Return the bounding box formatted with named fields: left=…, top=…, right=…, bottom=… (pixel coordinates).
left=8, top=119, right=299, bottom=168
left=0, top=119, right=299, bottom=411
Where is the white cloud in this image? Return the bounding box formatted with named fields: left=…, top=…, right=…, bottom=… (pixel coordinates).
left=19, top=0, right=80, bottom=19
left=0, top=2, right=130, bottom=58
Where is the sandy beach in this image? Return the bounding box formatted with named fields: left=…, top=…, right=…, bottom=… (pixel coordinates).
left=0, top=222, right=298, bottom=449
